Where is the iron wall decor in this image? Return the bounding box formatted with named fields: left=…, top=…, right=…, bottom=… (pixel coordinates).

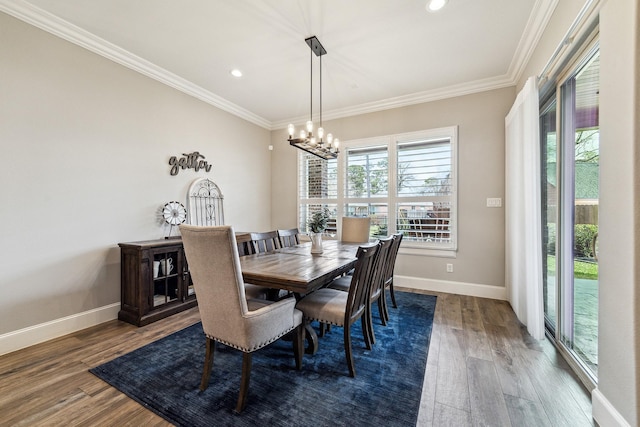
left=169, top=151, right=212, bottom=176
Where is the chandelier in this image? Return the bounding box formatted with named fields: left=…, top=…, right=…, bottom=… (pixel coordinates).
left=287, top=36, right=339, bottom=160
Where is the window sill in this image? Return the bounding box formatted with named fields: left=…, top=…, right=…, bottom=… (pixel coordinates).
left=398, top=245, right=457, bottom=258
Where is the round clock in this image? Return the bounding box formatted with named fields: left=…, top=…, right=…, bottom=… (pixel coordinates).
left=162, top=202, right=187, bottom=238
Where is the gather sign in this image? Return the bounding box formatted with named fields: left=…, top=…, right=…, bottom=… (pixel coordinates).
left=169, top=151, right=212, bottom=176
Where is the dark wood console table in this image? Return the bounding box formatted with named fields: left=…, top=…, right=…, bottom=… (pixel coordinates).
left=118, top=237, right=197, bottom=326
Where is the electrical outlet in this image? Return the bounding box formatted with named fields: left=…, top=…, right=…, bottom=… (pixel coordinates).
left=446, top=263, right=453, bottom=273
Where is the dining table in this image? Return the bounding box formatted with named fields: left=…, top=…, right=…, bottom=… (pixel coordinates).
left=239, top=239, right=362, bottom=353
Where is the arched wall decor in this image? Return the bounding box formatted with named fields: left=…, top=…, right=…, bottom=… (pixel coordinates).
left=187, top=178, right=224, bottom=226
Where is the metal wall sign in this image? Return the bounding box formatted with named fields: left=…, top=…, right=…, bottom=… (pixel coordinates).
left=169, top=151, right=212, bottom=176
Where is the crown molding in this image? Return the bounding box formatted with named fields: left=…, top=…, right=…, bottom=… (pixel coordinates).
left=0, top=0, right=271, bottom=129
left=507, top=0, right=559, bottom=83
left=272, top=74, right=516, bottom=130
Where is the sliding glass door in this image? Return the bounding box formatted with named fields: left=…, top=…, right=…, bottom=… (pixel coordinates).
left=542, top=45, right=599, bottom=382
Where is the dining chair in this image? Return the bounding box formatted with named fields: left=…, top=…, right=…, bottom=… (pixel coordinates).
left=234, top=232, right=267, bottom=300
left=277, top=228, right=300, bottom=247
left=295, top=242, right=379, bottom=377
left=235, top=232, right=256, bottom=256
left=341, top=217, right=371, bottom=243
left=179, top=225, right=304, bottom=413
left=250, top=231, right=281, bottom=253
left=381, top=233, right=404, bottom=322
left=329, top=236, right=393, bottom=344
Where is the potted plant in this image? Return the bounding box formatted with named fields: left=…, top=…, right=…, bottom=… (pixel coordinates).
left=308, top=208, right=330, bottom=254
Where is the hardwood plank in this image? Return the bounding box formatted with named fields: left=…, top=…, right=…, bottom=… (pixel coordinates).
left=476, top=296, right=507, bottom=327
left=504, top=394, right=552, bottom=427
left=426, top=317, right=442, bottom=365
left=435, top=326, right=469, bottom=411
left=491, top=347, right=539, bottom=402
left=440, top=293, right=463, bottom=329
left=466, top=356, right=511, bottom=427
left=417, top=356, right=438, bottom=425
left=460, top=295, right=493, bottom=361
left=433, top=402, right=472, bottom=426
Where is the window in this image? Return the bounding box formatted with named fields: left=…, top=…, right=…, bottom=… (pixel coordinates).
left=298, top=127, right=458, bottom=253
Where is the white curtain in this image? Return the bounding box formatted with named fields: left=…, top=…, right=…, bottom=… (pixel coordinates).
left=505, top=76, right=544, bottom=340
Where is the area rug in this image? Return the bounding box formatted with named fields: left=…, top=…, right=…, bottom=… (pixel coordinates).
left=90, top=292, right=436, bottom=427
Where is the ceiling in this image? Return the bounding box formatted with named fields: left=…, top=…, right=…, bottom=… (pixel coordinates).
left=3, top=0, right=555, bottom=129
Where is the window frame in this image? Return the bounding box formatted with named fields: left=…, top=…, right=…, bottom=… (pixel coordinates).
left=297, top=126, right=458, bottom=257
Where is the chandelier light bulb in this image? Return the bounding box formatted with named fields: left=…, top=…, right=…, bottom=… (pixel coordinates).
left=334, top=138, right=340, bottom=150
left=427, top=0, right=448, bottom=12
left=299, top=129, right=307, bottom=139
left=327, top=133, right=333, bottom=145
left=310, top=136, right=317, bottom=146
left=318, top=127, right=324, bottom=140
left=306, top=120, right=314, bottom=134
left=287, top=123, right=295, bottom=137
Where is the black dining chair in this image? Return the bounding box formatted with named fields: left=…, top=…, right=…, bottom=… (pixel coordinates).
left=295, top=242, right=379, bottom=377
left=381, top=233, right=404, bottom=322
left=250, top=231, right=281, bottom=253
left=329, top=236, right=393, bottom=344
left=277, top=228, right=300, bottom=248
left=235, top=232, right=266, bottom=300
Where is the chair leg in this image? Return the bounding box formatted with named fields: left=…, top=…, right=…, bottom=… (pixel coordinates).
left=319, top=322, right=326, bottom=337
left=200, top=337, right=215, bottom=391
left=365, top=306, right=375, bottom=347
left=378, top=298, right=387, bottom=326
left=344, top=323, right=356, bottom=377
left=293, top=324, right=304, bottom=370
left=381, top=290, right=390, bottom=323
left=235, top=352, right=252, bottom=414
left=389, top=281, right=398, bottom=308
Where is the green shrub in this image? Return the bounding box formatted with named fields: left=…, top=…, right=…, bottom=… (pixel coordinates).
left=546, top=223, right=556, bottom=255
left=546, top=223, right=598, bottom=258
left=574, top=224, right=598, bottom=258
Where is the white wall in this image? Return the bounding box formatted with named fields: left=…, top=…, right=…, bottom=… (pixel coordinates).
left=597, top=1, right=639, bottom=425
left=271, top=87, right=514, bottom=297
left=0, top=13, right=272, bottom=342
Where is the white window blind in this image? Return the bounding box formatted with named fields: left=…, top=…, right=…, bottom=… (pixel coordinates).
left=396, top=139, right=455, bottom=249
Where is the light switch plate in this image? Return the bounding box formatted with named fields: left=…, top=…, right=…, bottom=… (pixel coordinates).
left=486, top=197, right=502, bottom=208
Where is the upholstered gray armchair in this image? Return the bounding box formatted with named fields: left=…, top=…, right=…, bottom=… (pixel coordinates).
left=341, top=216, right=371, bottom=243
left=180, top=225, right=304, bottom=413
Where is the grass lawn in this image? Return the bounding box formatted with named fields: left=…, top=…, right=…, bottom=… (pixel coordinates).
left=547, top=255, right=598, bottom=280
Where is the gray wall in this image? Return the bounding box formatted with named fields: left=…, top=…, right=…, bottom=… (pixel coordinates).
left=271, top=87, right=514, bottom=291
left=0, top=12, right=272, bottom=335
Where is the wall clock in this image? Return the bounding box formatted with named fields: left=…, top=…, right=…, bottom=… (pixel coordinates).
left=163, top=201, right=187, bottom=238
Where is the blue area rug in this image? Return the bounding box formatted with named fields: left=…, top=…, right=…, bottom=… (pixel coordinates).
left=90, top=292, right=436, bottom=426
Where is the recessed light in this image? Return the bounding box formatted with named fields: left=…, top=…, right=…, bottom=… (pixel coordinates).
left=427, top=0, right=448, bottom=12
left=230, top=69, right=243, bottom=78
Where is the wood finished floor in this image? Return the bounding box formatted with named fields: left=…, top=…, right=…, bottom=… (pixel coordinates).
left=0, top=289, right=594, bottom=426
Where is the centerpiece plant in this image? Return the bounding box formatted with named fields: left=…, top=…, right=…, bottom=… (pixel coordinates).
left=308, top=208, right=331, bottom=253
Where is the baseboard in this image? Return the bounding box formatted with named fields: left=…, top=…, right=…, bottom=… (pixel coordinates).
left=592, top=388, right=632, bottom=427
left=0, top=303, right=120, bottom=356
left=395, top=275, right=507, bottom=300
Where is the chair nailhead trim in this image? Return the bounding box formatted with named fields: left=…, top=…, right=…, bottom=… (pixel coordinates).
left=205, top=325, right=298, bottom=353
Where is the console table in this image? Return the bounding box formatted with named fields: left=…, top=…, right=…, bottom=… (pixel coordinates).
left=118, top=237, right=197, bottom=326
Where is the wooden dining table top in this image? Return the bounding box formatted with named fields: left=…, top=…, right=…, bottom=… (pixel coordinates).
left=239, top=240, right=361, bottom=294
